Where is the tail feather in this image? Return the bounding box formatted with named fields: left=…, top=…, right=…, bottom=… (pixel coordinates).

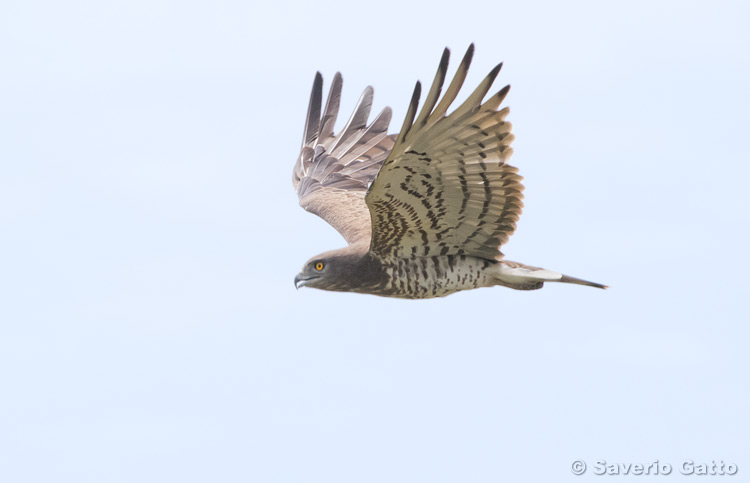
left=558, top=274, right=608, bottom=289
left=495, top=261, right=608, bottom=291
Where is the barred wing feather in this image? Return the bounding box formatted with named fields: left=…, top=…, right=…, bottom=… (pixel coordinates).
left=365, top=45, right=524, bottom=261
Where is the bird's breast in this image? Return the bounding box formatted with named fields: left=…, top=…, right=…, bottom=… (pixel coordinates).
left=372, top=255, right=498, bottom=299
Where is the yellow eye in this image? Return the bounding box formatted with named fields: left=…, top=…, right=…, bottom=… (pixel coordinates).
left=314, top=262, right=324, bottom=271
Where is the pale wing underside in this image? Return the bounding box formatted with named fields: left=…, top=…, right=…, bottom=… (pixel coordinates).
left=365, top=45, right=524, bottom=261
left=293, top=72, right=395, bottom=245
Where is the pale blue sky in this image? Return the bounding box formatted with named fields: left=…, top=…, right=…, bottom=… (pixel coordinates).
left=1, top=0, right=748, bottom=482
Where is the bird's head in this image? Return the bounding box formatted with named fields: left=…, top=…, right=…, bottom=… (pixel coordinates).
left=294, top=246, right=370, bottom=292
left=294, top=256, right=333, bottom=290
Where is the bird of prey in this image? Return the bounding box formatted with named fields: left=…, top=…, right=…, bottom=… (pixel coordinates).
left=293, top=45, right=606, bottom=298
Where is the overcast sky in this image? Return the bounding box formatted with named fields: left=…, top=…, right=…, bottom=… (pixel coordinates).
left=1, top=0, right=748, bottom=481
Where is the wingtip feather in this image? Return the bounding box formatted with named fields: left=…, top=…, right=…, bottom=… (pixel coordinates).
left=396, top=80, right=422, bottom=146
left=302, top=72, right=324, bottom=148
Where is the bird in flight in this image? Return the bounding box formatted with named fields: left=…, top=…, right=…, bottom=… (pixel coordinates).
left=293, top=45, right=606, bottom=298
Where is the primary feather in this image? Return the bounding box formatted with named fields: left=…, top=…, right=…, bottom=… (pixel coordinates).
left=293, top=72, right=395, bottom=245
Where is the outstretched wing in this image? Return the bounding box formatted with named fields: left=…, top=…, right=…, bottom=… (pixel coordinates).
left=365, top=45, right=523, bottom=261
left=293, top=72, right=395, bottom=245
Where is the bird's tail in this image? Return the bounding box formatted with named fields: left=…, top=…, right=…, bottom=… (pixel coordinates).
left=557, top=273, right=608, bottom=289
left=494, top=261, right=608, bottom=291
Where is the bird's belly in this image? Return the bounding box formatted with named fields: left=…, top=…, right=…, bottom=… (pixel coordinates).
left=377, top=255, right=497, bottom=299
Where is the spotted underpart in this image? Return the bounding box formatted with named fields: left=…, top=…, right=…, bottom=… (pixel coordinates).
left=377, top=255, right=498, bottom=299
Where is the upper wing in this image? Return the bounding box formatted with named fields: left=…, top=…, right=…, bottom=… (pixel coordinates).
left=365, top=45, right=523, bottom=261
left=293, top=72, right=395, bottom=245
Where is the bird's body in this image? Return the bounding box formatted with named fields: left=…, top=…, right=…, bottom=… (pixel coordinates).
left=292, top=45, right=606, bottom=298
left=301, top=244, right=500, bottom=299
left=297, top=243, right=601, bottom=299
left=378, top=254, right=499, bottom=299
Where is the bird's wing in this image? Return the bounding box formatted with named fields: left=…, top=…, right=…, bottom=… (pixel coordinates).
left=293, top=72, right=395, bottom=245
left=365, top=45, right=523, bottom=261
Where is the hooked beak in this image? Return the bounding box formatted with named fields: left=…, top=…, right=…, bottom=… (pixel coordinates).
left=294, top=273, right=318, bottom=289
